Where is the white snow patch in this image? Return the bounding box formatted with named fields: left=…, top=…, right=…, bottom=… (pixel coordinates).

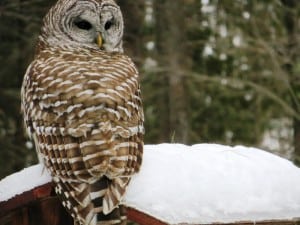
left=201, top=0, right=209, bottom=5
left=233, top=35, right=242, bottom=47
left=0, top=164, right=51, bottom=202
left=125, top=144, right=300, bottom=224
left=219, top=25, right=228, bottom=38
left=243, top=11, right=251, bottom=20
left=203, top=45, right=214, bottom=56
left=1, top=144, right=300, bottom=224
left=260, top=118, right=294, bottom=159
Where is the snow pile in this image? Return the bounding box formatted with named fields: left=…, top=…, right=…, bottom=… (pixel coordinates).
left=1, top=144, right=300, bottom=224
left=125, top=144, right=300, bottom=224
left=0, top=164, right=51, bottom=202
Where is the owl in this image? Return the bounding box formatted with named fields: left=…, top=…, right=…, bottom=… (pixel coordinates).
left=21, top=0, right=144, bottom=224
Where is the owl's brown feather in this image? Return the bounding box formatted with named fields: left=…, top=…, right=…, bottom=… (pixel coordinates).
left=21, top=47, right=144, bottom=224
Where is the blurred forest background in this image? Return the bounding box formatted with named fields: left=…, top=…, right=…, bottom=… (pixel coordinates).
left=0, top=0, right=299, bottom=179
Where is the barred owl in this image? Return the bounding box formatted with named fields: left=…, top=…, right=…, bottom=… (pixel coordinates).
left=21, top=0, right=144, bottom=224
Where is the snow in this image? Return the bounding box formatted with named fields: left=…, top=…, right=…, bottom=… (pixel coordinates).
left=0, top=164, right=51, bottom=202
left=125, top=144, right=300, bottom=224
left=1, top=144, right=300, bottom=224
left=260, top=118, right=294, bottom=159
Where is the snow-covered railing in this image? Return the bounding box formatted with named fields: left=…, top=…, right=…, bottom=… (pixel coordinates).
left=1, top=144, right=300, bottom=225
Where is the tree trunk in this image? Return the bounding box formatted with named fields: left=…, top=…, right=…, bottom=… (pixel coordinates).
left=294, top=120, right=300, bottom=165
left=281, top=0, right=300, bottom=166
left=154, top=0, right=190, bottom=143
left=116, top=0, right=145, bottom=67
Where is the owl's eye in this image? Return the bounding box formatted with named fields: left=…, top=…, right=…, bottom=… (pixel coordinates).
left=105, top=20, right=114, bottom=30
left=74, top=20, right=92, bottom=30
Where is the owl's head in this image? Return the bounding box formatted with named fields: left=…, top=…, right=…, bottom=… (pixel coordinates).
left=39, top=0, right=124, bottom=52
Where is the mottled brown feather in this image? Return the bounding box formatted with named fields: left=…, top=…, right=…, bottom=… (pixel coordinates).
left=22, top=47, right=144, bottom=224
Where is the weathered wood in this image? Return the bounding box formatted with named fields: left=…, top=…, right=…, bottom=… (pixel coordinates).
left=0, top=183, right=72, bottom=225
left=0, top=182, right=299, bottom=225
left=127, top=207, right=300, bottom=225
left=0, top=197, right=73, bottom=225
left=176, top=220, right=300, bottom=225
left=0, top=182, right=53, bottom=217
left=127, top=207, right=168, bottom=225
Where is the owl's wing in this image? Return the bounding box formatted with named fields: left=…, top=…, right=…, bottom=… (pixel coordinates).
left=21, top=49, right=144, bottom=216
left=22, top=49, right=144, bottom=179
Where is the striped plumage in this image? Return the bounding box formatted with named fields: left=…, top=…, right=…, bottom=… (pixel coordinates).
left=21, top=0, right=144, bottom=224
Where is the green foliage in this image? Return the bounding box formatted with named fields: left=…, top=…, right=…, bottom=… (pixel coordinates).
left=0, top=0, right=299, bottom=179
left=0, top=0, right=56, bottom=179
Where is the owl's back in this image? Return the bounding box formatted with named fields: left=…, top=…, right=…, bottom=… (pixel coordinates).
left=21, top=46, right=144, bottom=224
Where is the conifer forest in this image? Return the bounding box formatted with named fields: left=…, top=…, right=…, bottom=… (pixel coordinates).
left=0, top=0, right=299, bottom=179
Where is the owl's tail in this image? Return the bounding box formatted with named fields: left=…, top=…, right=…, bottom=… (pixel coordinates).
left=54, top=176, right=130, bottom=225
left=91, top=176, right=130, bottom=225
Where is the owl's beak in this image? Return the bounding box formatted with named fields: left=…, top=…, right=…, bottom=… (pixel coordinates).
left=96, top=34, right=103, bottom=48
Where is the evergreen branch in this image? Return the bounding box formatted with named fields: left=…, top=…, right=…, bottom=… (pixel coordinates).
left=190, top=73, right=300, bottom=120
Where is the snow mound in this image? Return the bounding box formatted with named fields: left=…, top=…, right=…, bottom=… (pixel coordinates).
left=1, top=144, right=300, bottom=224
left=0, top=164, right=51, bottom=202
left=125, top=144, right=300, bottom=224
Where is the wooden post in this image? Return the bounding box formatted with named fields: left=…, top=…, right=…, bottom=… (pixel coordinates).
left=1, top=182, right=300, bottom=225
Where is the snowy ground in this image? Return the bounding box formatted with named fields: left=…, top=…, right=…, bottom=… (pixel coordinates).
left=1, top=143, right=300, bottom=224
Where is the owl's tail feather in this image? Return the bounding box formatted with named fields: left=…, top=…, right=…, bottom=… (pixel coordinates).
left=95, top=205, right=127, bottom=225
left=102, top=177, right=130, bottom=214
left=54, top=179, right=95, bottom=225
left=91, top=177, right=130, bottom=224
left=54, top=176, right=129, bottom=225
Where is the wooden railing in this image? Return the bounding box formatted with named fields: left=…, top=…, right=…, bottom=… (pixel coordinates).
left=0, top=183, right=299, bottom=225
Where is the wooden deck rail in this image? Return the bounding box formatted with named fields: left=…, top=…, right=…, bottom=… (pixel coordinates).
left=0, top=183, right=299, bottom=225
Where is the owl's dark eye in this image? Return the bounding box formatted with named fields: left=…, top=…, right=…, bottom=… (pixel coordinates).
left=74, top=20, right=92, bottom=30
left=105, top=20, right=114, bottom=30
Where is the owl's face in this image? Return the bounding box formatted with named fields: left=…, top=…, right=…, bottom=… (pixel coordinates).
left=41, top=0, right=124, bottom=52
